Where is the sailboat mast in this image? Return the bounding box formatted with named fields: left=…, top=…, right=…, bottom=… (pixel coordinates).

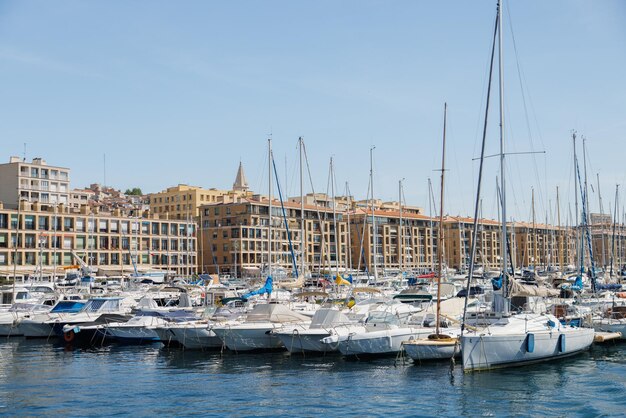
left=346, top=182, right=353, bottom=272
left=268, top=138, right=273, bottom=279
left=497, top=0, right=509, bottom=298
left=556, top=186, right=562, bottom=269
left=583, top=137, right=591, bottom=268
left=530, top=187, right=537, bottom=271
left=370, top=146, right=378, bottom=279
left=611, top=185, right=619, bottom=277
left=330, top=157, right=339, bottom=277
left=299, top=137, right=305, bottom=277
left=428, top=178, right=434, bottom=272
left=597, top=173, right=606, bottom=269
left=572, top=132, right=580, bottom=274
left=399, top=179, right=403, bottom=272
left=436, top=103, right=447, bottom=336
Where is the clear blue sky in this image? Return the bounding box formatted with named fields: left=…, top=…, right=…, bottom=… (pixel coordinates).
left=1, top=1, right=624, bottom=223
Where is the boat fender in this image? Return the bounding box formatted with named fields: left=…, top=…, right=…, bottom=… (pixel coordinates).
left=558, top=334, right=566, bottom=353
left=64, top=330, right=75, bottom=343
left=526, top=333, right=534, bottom=353
left=547, top=320, right=556, bottom=328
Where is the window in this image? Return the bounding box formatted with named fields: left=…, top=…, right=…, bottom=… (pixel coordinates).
left=63, top=237, right=72, bottom=249
left=64, top=218, right=74, bottom=231
left=19, top=215, right=33, bottom=230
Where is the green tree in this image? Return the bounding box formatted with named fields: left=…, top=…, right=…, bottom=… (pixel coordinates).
left=125, top=187, right=143, bottom=196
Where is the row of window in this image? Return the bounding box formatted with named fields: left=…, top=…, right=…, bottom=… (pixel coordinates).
left=0, top=251, right=195, bottom=266
left=0, top=232, right=195, bottom=252
left=0, top=214, right=195, bottom=236
left=19, top=166, right=69, bottom=181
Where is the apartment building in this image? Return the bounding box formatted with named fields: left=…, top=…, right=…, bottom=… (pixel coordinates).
left=0, top=157, right=70, bottom=209
left=349, top=208, right=436, bottom=274
left=198, top=195, right=349, bottom=276
left=149, top=162, right=253, bottom=220
left=0, top=201, right=196, bottom=278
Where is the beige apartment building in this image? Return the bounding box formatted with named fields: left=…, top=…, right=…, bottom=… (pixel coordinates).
left=443, top=216, right=502, bottom=272
left=0, top=157, right=70, bottom=209
left=198, top=195, right=349, bottom=276
left=149, top=163, right=252, bottom=220
left=0, top=201, right=196, bottom=278
left=349, top=208, right=436, bottom=274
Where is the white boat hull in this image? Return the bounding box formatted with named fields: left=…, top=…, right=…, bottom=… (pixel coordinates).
left=274, top=329, right=335, bottom=353
left=105, top=326, right=161, bottom=343
left=170, top=326, right=222, bottom=350
left=461, top=327, right=594, bottom=371
left=212, top=323, right=285, bottom=351
left=336, top=328, right=433, bottom=356
left=19, top=320, right=54, bottom=338
left=404, top=338, right=459, bottom=361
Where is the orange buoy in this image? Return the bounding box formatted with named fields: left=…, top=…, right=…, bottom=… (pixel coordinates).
left=64, top=330, right=75, bottom=342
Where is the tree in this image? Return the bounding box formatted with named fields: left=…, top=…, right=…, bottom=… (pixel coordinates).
left=125, top=187, right=143, bottom=196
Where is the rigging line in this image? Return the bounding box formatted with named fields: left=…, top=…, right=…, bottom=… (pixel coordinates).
left=302, top=142, right=331, bottom=275
left=356, top=174, right=372, bottom=274
left=324, top=159, right=332, bottom=272
left=506, top=4, right=547, bottom=216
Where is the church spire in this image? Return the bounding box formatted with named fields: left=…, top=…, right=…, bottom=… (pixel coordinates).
left=233, top=161, right=249, bottom=192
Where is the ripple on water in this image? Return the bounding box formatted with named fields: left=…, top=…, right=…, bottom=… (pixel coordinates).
left=0, top=339, right=626, bottom=416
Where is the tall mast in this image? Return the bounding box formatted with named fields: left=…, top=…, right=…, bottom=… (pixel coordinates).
left=572, top=132, right=580, bottom=274
left=268, top=137, right=273, bottom=278
left=436, top=102, right=447, bottom=336
left=556, top=186, right=562, bottom=269
left=370, top=146, right=378, bottom=279
left=399, top=179, right=403, bottom=272
left=610, top=185, right=619, bottom=277
left=299, top=137, right=305, bottom=277
left=428, top=178, right=434, bottom=272
left=583, top=137, right=591, bottom=268
left=530, top=187, right=537, bottom=270
left=597, top=173, right=606, bottom=268
left=330, top=157, right=339, bottom=277
left=497, top=0, right=509, bottom=298
left=346, top=182, right=353, bottom=272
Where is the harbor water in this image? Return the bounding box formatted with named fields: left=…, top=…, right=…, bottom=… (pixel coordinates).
left=1, top=339, right=625, bottom=417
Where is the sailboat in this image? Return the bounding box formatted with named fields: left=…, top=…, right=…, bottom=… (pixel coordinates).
left=404, top=103, right=461, bottom=362
left=460, top=0, right=594, bottom=372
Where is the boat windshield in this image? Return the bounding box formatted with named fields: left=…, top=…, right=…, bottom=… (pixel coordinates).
left=81, top=298, right=121, bottom=313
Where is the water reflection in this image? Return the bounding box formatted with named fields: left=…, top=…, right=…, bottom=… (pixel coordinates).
left=0, top=338, right=625, bottom=416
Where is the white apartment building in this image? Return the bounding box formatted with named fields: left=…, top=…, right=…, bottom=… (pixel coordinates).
left=0, top=157, right=70, bottom=209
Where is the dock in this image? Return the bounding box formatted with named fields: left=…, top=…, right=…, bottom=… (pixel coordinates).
left=594, top=331, right=622, bottom=343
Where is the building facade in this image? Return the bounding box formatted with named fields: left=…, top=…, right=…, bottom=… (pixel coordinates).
left=349, top=209, right=436, bottom=274
left=0, top=157, right=70, bottom=209
left=198, top=195, right=349, bottom=277
left=0, top=201, right=196, bottom=279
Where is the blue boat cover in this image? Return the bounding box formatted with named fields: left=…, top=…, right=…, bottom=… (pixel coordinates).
left=242, top=276, right=273, bottom=300
left=491, top=275, right=503, bottom=290
left=563, top=276, right=584, bottom=292
left=50, top=301, right=87, bottom=313
left=595, top=283, right=622, bottom=291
